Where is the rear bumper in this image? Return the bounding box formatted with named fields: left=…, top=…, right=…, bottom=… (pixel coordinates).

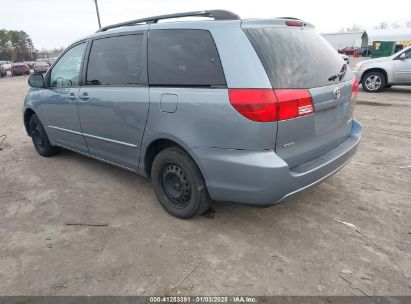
left=12, top=70, right=29, bottom=75
left=192, top=119, right=363, bottom=206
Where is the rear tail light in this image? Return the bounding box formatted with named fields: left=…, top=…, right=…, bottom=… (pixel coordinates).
left=228, top=89, right=277, bottom=122
left=274, top=89, right=314, bottom=120
left=228, top=89, right=314, bottom=122
left=351, top=77, right=359, bottom=101
left=286, top=20, right=304, bottom=27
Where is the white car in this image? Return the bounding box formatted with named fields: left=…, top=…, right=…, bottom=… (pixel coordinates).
left=0, top=61, right=12, bottom=71
left=353, top=45, right=411, bottom=92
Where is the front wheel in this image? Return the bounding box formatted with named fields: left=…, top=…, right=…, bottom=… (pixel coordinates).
left=362, top=71, right=386, bottom=92
left=29, top=114, right=60, bottom=157
left=151, top=147, right=211, bottom=219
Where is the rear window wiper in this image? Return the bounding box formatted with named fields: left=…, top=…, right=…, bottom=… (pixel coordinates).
left=328, top=64, right=347, bottom=82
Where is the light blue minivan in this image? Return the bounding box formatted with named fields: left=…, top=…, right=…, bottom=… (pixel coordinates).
left=24, top=10, right=362, bottom=218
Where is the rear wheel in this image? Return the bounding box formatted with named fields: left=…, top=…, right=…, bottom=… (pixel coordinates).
left=29, top=114, right=60, bottom=157
left=362, top=71, right=386, bottom=92
left=151, top=147, right=211, bottom=219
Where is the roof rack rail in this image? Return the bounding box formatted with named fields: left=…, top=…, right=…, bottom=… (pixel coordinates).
left=96, top=10, right=240, bottom=32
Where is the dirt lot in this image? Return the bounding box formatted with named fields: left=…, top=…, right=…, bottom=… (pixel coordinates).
left=0, top=72, right=410, bottom=296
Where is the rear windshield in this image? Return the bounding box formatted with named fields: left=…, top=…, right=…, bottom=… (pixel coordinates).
left=244, top=27, right=352, bottom=88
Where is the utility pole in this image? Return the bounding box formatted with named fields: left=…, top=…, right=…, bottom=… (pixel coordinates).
left=94, top=0, right=102, bottom=29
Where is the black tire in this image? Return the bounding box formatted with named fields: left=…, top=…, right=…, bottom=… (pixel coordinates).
left=362, top=71, right=386, bottom=93
left=29, top=114, right=60, bottom=157
left=151, top=147, right=211, bottom=219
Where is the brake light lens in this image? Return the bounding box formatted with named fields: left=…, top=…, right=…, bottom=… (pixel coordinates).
left=286, top=20, right=304, bottom=27
left=274, top=89, right=314, bottom=120
left=228, top=89, right=314, bottom=122
left=228, top=89, right=277, bottom=122
left=351, top=77, right=359, bottom=101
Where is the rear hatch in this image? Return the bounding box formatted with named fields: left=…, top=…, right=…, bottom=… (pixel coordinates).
left=243, top=21, right=355, bottom=167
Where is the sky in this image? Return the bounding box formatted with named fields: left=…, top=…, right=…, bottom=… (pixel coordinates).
left=1, top=0, right=410, bottom=49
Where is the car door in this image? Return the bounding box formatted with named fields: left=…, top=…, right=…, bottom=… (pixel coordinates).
left=393, top=49, right=411, bottom=83
left=78, top=32, right=149, bottom=170
left=40, top=41, right=89, bottom=153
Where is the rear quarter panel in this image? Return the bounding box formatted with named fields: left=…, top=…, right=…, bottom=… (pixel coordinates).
left=139, top=21, right=278, bottom=175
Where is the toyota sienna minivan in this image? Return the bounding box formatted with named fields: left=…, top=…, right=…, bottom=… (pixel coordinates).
left=23, top=10, right=362, bottom=218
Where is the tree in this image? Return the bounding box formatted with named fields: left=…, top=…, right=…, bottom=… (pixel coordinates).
left=406, top=21, right=411, bottom=28
left=375, top=21, right=389, bottom=29
left=347, top=23, right=363, bottom=32
left=391, top=22, right=400, bottom=29
left=0, top=29, right=36, bottom=61
left=338, top=24, right=363, bottom=33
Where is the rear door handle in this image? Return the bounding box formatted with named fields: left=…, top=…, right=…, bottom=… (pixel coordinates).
left=79, top=92, right=89, bottom=101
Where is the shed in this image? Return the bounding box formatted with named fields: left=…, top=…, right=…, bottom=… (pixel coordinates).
left=321, top=32, right=365, bottom=50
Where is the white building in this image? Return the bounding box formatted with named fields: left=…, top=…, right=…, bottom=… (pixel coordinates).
left=322, top=29, right=411, bottom=50
left=321, top=32, right=365, bottom=50
left=363, top=29, right=411, bottom=46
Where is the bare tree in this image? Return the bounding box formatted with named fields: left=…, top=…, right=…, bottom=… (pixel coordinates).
left=391, top=22, right=400, bottom=28
left=406, top=21, right=411, bottom=28
left=375, top=21, right=389, bottom=29
left=338, top=24, right=363, bottom=33
left=347, top=23, right=363, bottom=32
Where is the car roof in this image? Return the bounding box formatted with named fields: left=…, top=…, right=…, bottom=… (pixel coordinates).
left=73, top=11, right=312, bottom=44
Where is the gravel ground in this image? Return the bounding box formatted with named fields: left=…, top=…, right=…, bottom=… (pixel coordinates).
left=0, top=72, right=410, bottom=296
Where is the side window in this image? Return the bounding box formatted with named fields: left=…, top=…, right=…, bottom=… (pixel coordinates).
left=86, top=34, right=145, bottom=86
left=148, top=29, right=226, bottom=87
left=50, top=42, right=86, bottom=87
left=404, top=50, right=411, bottom=59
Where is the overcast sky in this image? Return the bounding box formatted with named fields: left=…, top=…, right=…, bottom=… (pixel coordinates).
left=1, top=0, right=410, bottom=49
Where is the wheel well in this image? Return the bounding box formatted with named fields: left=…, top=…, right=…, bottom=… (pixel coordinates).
left=361, top=68, right=388, bottom=84
left=144, top=139, right=183, bottom=177
left=144, top=138, right=184, bottom=176
left=24, top=109, right=36, bottom=136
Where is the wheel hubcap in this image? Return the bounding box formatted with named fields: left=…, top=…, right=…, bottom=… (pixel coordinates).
left=161, top=164, right=191, bottom=208
left=365, top=75, right=382, bottom=91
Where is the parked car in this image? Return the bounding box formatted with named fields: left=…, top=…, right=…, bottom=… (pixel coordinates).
left=33, top=61, right=49, bottom=73
left=0, top=61, right=12, bottom=71
left=36, top=58, right=51, bottom=65
left=11, top=62, right=30, bottom=76
left=338, top=47, right=361, bottom=56
left=26, top=61, right=35, bottom=69
left=0, top=65, right=6, bottom=77
left=23, top=10, right=362, bottom=218
left=354, top=45, right=411, bottom=92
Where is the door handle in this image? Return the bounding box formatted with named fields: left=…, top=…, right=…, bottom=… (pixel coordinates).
left=79, top=92, right=89, bottom=101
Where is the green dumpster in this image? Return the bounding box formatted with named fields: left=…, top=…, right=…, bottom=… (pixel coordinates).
left=372, top=41, right=396, bottom=58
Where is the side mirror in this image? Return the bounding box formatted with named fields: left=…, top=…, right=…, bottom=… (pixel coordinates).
left=28, top=74, right=45, bottom=88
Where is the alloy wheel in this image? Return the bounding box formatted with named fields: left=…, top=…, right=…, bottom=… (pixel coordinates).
left=365, top=75, right=382, bottom=91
